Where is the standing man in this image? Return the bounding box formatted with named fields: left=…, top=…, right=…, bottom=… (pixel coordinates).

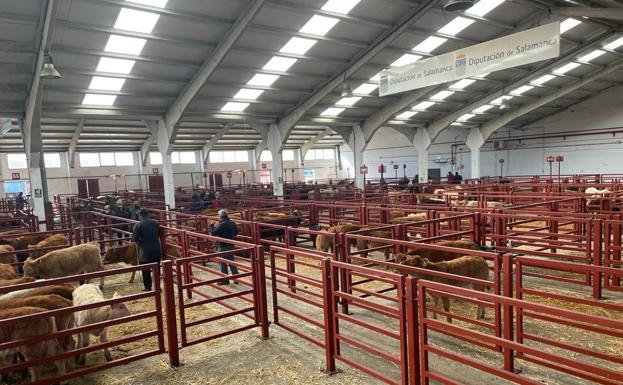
left=15, top=192, right=26, bottom=211
left=208, top=209, right=239, bottom=285
left=132, top=208, right=162, bottom=291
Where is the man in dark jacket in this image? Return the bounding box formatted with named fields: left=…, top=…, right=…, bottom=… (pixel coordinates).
left=133, top=208, right=162, bottom=291
left=209, top=209, right=239, bottom=285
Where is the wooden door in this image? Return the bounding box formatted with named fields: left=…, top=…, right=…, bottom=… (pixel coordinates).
left=148, top=175, right=164, bottom=192
left=87, top=179, right=100, bottom=197
left=77, top=179, right=88, bottom=198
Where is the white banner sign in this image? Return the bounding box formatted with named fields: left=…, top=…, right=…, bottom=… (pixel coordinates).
left=379, top=22, right=561, bottom=96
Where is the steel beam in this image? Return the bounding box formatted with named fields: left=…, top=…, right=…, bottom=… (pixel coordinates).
left=0, top=119, right=13, bottom=137
left=275, top=0, right=437, bottom=149
left=480, top=56, right=623, bottom=140
left=202, top=123, right=233, bottom=164
left=140, top=134, right=155, bottom=167
left=301, top=127, right=333, bottom=158
left=551, top=7, right=623, bottom=20
left=163, top=0, right=264, bottom=145
left=68, top=118, right=84, bottom=168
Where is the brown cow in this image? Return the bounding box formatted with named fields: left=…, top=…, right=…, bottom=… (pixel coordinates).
left=27, top=234, right=69, bottom=259
left=0, top=284, right=73, bottom=301
left=397, top=255, right=489, bottom=322
left=0, top=277, right=36, bottom=288
left=0, top=264, right=16, bottom=280
left=316, top=223, right=363, bottom=253
left=395, top=240, right=480, bottom=264
left=0, top=244, right=17, bottom=266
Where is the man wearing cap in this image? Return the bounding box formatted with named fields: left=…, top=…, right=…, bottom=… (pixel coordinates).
left=132, top=208, right=162, bottom=291
left=208, top=209, right=239, bottom=285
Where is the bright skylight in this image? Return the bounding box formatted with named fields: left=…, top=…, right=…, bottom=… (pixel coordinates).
left=321, top=0, right=361, bottom=14
left=114, top=8, right=160, bottom=33
left=472, top=104, right=494, bottom=113
left=413, top=36, right=447, bottom=53
left=369, top=72, right=382, bottom=82
left=578, top=49, right=605, bottom=63
left=104, top=35, right=147, bottom=55
left=233, top=88, right=264, bottom=100
left=247, top=74, right=280, bottom=87
left=396, top=111, right=418, bottom=119
left=82, top=94, right=117, bottom=106
left=127, top=0, right=168, bottom=7
left=457, top=113, right=475, bottom=122
left=531, top=74, right=556, bottom=85
left=553, top=62, right=581, bottom=74
left=390, top=54, right=422, bottom=67
left=336, top=96, right=361, bottom=106
left=431, top=90, right=454, bottom=100
left=96, top=57, right=136, bottom=74
left=604, top=36, right=623, bottom=50
left=413, top=101, right=435, bottom=110
left=465, top=0, right=505, bottom=17
left=89, top=76, right=126, bottom=91
left=510, top=85, right=534, bottom=95
left=263, top=56, right=298, bottom=72
left=560, top=18, right=581, bottom=34
left=280, top=37, right=317, bottom=55
left=438, top=17, right=474, bottom=36
left=320, top=107, right=345, bottom=116
left=221, top=102, right=250, bottom=112
left=492, top=95, right=513, bottom=104
left=353, top=83, right=378, bottom=95
left=449, top=78, right=476, bottom=90
left=299, top=15, right=339, bottom=37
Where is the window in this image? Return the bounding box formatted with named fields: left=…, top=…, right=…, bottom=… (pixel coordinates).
left=304, top=148, right=334, bottom=161
left=99, top=152, right=116, bottom=166
left=177, top=151, right=196, bottom=164
left=44, top=153, right=61, bottom=168
left=7, top=154, right=27, bottom=169
left=80, top=153, right=101, bottom=167
left=149, top=152, right=162, bottom=165
left=282, top=150, right=294, bottom=161
left=209, top=151, right=248, bottom=163
left=114, top=152, right=134, bottom=166
left=4, top=181, right=29, bottom=194
left=260, top=151, right=272, bottom=162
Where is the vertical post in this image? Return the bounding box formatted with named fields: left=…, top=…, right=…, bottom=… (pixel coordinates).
left=321, top=258, right=337, bottom=373
left=417, top=283, right=429, bottom=385
left=254, top=245, right=270, bottom=339
left=593, top=219, right=603, bottom=299
left=162, top=260, right=181, bottom=367
left=406, top=277, right=420, bottom=385
left=466, top=127, right=484, bottom=180
left=502, top=254, right=514, bottom=373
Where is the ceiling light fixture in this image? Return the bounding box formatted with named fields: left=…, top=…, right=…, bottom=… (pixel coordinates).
left=441, top=0, right=474, bottom=12
left=40, top=51, right=61, bottom=79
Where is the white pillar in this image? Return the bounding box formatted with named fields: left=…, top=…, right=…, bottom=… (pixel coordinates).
left=295, top=149, right=303, bottom=182
left=268, top=124, right=284, bottom=197
left=466, top=127, right=485, bottom=179
left=28, top=156, right=46, bottom=227
left=347, top=126, right=366, bottom=189
left=414, top=128, right=431, bottom=183
left=250, top=149, right=258, bottom=184
left=155, top=120, right=176, bottom=209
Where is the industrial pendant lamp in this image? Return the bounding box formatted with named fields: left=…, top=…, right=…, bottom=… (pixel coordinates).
left=340, top=82, right=352, bottom=97
left=40, top=50, right=62, bottom=80
left=441, top=0, right=474, bottom=12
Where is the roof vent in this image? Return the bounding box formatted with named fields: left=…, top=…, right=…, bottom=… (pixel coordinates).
left=441, top=0, right=474, bottom=12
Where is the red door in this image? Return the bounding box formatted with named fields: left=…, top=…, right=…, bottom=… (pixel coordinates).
left=148, top=175, right=164, bottom=192
left=77, top=179, right=88, bottom=198
left=87, top=179, right=100, bottom=197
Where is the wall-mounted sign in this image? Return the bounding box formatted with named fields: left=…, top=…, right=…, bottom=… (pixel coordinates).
left=226, top=171, right=232, bottom=178
left=393, top=164, right=399, bottom=170
left=380, top=22, right=560, bottom=96
left=359, top=166, right=368, bottom=175
left=152, top=168, right=159, bottom=174
left=378, top=164, right=386, bottom=174
left=261, top=163, right=267, bottom=169
left=34, top=188, right=42, bottom=198
left=11, top=173, right=20, bottom=180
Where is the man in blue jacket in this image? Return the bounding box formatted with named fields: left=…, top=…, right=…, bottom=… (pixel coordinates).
left=209, top=209, right=239, bottom=285
left=133, top=208, right=161, bottom=291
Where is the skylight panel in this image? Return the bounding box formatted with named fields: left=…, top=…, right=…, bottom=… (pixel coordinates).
left=233, top=88, right=264, bottom=100
left=604, top=36, right=623, bottom=50
left=104, top=35, right=146, bottom=55
left=457, top=113, right=475, bottom=122
left=263, top=56, right=298, bottom=72
left=472, top=104, right=494, bottom=114
left=390, top=54, right=422, bottom=67
left=127, top=0, right=168, bottom=8
left=413, top=36, right=447, bottom=53
left=578, top=49, right=605, bottom=63
left=510, top=85, right=533, bottom=95
left=336, top=97, right=361, bottom=106
left=221, top=102, right=250, bottom=112
left=82, top=94, right=117, bottom=106
left=321, top=0, right=361, bottom=15
left=89, top=76, right=126, bottom=91
left=413, top=101, right=435, bottom=110
left=96, top=57, right=136, bottom=74
left=114, top=8, right=160, bottom=33
left=280, top=37, right=317, bottom=55
left=492, top=95, right=513, bottom=104
left=531, top=74, right=556, bottom=85
left=299, top=15, right=339, bottom=37
left=438, top=17, right=474, bottom=36
left=553, top=62, right=581, bottom=75
left=247, top=74, right=280, bottom=87
left=396, top=111, right=418, bottom=119
left=353, top=83, right=378, bottom=95
left=369, top=72, right=382, bottom=82
left=449, top=78, right=476, bottom=90
left=466, top=0, right=505, bottom=17
left=431, top=90, right=454, bottom=100
left=560, top=18, right=581, bottom=34
left=320, top=107, right=345, bottom=116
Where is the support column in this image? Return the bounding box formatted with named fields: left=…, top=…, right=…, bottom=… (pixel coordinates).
left=414, top=128, right=431, bottom=184
left=349, top=126, right=366, bottom=189
left=154, top=120, right=176, bottom=209
left=295, top=149, right=303, bottom=182
left=466, top=127, right=485, bottom=179
left=267, top=124, right=284, bottom=197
